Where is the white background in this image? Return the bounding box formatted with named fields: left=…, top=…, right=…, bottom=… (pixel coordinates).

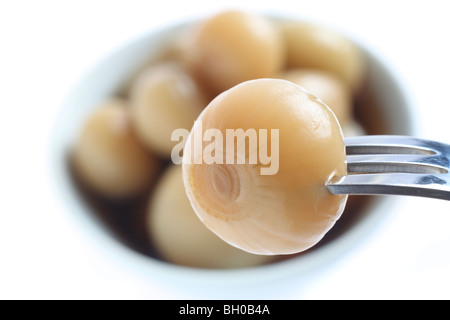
left=1, top=0, right=450, bottom=300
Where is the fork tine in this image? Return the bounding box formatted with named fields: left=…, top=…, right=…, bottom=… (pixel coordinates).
left=327, top=173, right=450, bottom=200
left=347, top=154, right=449, bottom=174
left=327, top=136, right=450, bottom=200
left=345, top=135, right=438, bottom=155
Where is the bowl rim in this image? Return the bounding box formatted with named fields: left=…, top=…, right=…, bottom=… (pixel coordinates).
left=49, top=16, right=417, bottom=288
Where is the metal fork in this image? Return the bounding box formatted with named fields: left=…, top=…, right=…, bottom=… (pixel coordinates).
left=326, top=135, right=450, bottom=201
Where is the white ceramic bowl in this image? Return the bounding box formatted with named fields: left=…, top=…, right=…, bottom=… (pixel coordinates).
left=50, top=18, right=415, bottom=297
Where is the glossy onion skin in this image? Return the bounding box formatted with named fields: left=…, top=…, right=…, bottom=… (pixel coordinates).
left=280, top=68, right=352, bottom=127
left=73, top=99, right=160, bottom=199
left=282, top=21, right=365, bottom=92
left=182, top=79, right=348, bottom=255
left=130, top=63, right=207, bottom=157
left=186, top=10, right=284, bottom=95
left=148, top=165, right=272, bottom=268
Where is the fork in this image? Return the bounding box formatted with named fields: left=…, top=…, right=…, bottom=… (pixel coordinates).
left=326, top=135, right=450, bottom=201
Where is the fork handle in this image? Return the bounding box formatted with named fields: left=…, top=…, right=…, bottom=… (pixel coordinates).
left=327, top=173, right=450, bottom=201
